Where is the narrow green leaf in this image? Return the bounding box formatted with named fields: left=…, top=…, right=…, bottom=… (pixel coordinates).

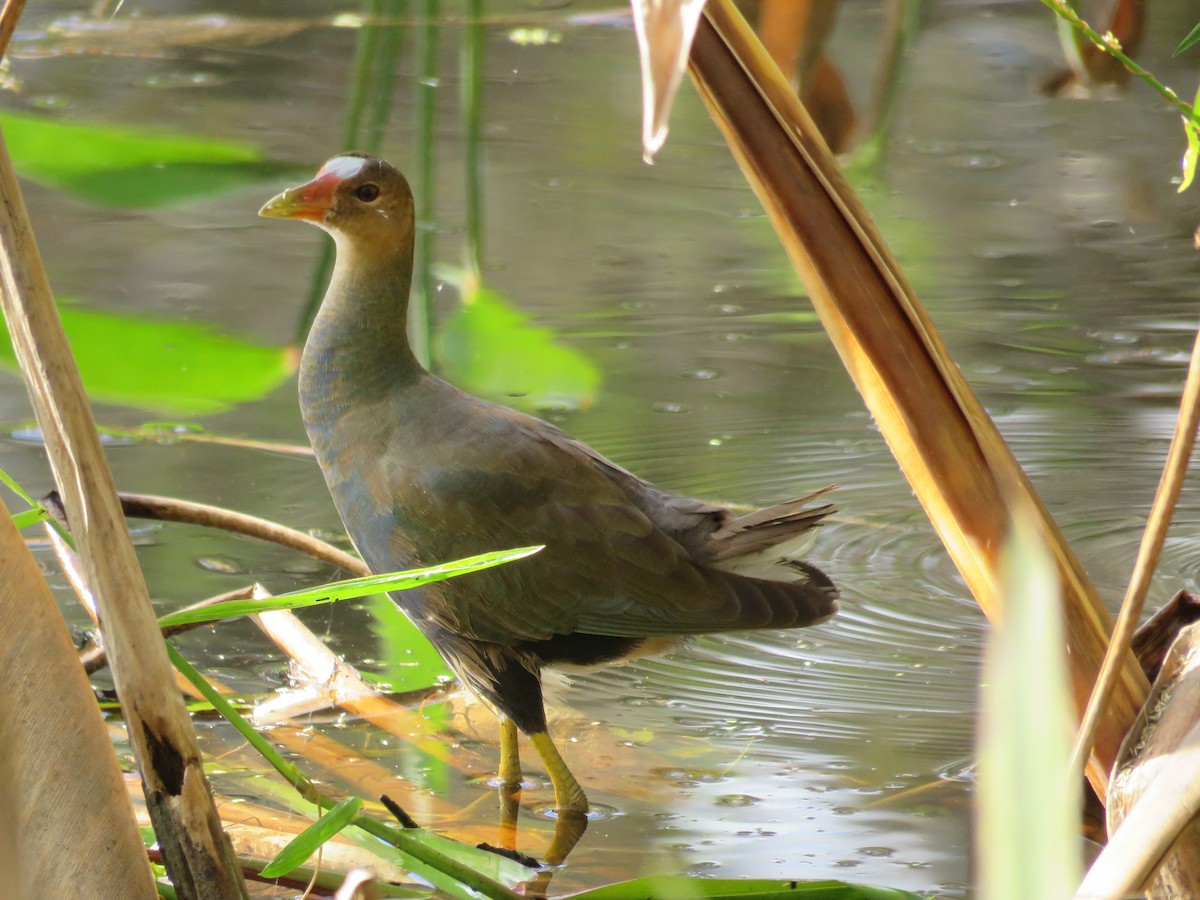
left=567, top=876, right=922, bottom=899
left=0, top=467, right=74, bottom=547
left=167, top=644, right=315, bottom=797
left=0, top=465, right=38, bottom=507
left=0, top=304, right=296, bottom=416
left=976, top=507, right=1080, bottom=899
left=259, top=797, right=363, bottom=878
left=1180, top=85, right=1200, bottom=194
left=168, top=650, right=522, bottom=899
left=1174, top=22, right=1200, bottom=56
left=249, top=777, right=528, bottom=898
left=157, top=546, right=543, bottom=627
left=10, top=507, right=46, bottom=529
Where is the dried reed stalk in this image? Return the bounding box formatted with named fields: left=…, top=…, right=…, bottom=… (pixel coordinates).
left=0, top=131, right=248, bottom=900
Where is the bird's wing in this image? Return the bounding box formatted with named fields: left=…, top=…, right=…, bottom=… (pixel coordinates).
left=375, top=406, right=833, bottom=645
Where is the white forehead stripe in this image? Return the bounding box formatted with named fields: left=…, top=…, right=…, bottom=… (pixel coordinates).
left=320, top=156, right=368, bottom=179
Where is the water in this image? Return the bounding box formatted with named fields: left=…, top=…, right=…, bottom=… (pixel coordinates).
left=4, top=0, right=1200, bottom=894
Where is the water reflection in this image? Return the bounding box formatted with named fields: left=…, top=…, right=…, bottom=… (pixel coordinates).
left=3, top=0, right=1200, bottom=895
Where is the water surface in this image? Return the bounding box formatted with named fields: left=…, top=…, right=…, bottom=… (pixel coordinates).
left=5, top=1, right=1200, bottom=895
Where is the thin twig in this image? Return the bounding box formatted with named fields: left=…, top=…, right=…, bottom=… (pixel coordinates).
left=113, top=491, right=367, bottom=575
left=1070, top=321, right=1200, bottom=778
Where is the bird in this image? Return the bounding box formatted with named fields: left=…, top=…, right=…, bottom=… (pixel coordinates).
left=259, top=153, right=839, bottom=817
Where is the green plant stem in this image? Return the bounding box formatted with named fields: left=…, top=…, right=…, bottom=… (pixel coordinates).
left=367, top=0, right=408, bottom=149
left=462, top=0, right=484, bottom=276
left=1039, top=0, right=1200, bottom=128
left=410, top=0, right=440, bottom=368
left=353, top=817, right=519, bottom=900
left=167, top=644, right=321, bottom=803
left=167, top=643, right=519, bottom=899
left=297, top=0, right=410, bottom=341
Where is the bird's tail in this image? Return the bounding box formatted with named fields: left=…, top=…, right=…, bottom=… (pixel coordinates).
left=709, top=486, right=835, bottom=581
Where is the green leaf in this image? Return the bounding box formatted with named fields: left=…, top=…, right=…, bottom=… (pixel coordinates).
left=0, top=468, right=73, bottom=546
left=0, top=303, right=296, bottom=416
left=1174, top=22, right=1200, bottom=56
left=567, top=876, right=923, bottom=899
left=976, top=506, right=1080, bottom=899
left=435, top=277, right=600, bottom=412
left=157, top=546, right=543, bottom=627
left=0, top=465, right=38, bottom=507
left=368, top=593, right=453, bottom=692
left=10, top=506, right=46, bottom=529
left=1180, top=85, right=1200, bottom=194
left=0, top=110, right=299, bottom=208
left=259, top=797, right=363, bottom=878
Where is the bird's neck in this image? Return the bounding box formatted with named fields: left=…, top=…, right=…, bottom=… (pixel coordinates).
left=299, top=239, right=424, bottom=432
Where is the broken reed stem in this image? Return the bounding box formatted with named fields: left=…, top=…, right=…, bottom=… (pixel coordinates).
left=1070, top=320, right=1200, bottom=779
left=0, top=123, right=247, bottom=896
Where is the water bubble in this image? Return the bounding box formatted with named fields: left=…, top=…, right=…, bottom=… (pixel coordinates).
left=715, top=794, right=761, bottom=808
left=196, top=556, right=245, bottom=575
left=858, top=846, right=896, bottom=858
left=652, top=401, right=688, bottom=414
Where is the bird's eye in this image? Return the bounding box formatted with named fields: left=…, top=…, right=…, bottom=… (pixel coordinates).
left=353, top=183, right=381, bottom=203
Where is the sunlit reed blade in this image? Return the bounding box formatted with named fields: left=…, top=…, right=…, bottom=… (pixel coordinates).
left=685, top=0, right=1147, bottom=800
left=0, top=504, right=152, bottom=897
left=631, top=0, right=708, bottom=161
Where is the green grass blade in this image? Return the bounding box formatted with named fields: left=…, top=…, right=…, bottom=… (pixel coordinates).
left=168, top=646, right=521, bottom=898
left=157, top=545, right=543, bottom=627
left=1180, top=85, right=1200, bottom=194
left=259, top=797, right=363, bottom=878
left=0, top=466, right=74, bottom=546
left=166, top=644, right=318, bottom=800
left=976, top=507, right=1081, bottom=899
left=1174, top=22, right=1200, bottom=56
left=10, top=506, right=46, bottom=529
left=0, top=464, right=38, bottom=507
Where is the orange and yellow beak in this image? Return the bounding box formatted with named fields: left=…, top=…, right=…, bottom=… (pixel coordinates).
left=258, top=171, right=341, bottom=222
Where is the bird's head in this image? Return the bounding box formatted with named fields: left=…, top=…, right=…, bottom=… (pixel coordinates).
left=259, top=153, right=414, bottom=251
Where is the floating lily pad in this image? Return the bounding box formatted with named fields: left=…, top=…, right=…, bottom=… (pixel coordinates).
left=0, top=302, right=295, bottom=415
left=0, top=110, right=300, bottom=207
left=436, top=280, right=600, bottom=412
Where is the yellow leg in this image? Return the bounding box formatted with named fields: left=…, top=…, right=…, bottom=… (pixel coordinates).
left=498, top=717, right=522, bottom=788
left=529, top=731, right=589, bottom=813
